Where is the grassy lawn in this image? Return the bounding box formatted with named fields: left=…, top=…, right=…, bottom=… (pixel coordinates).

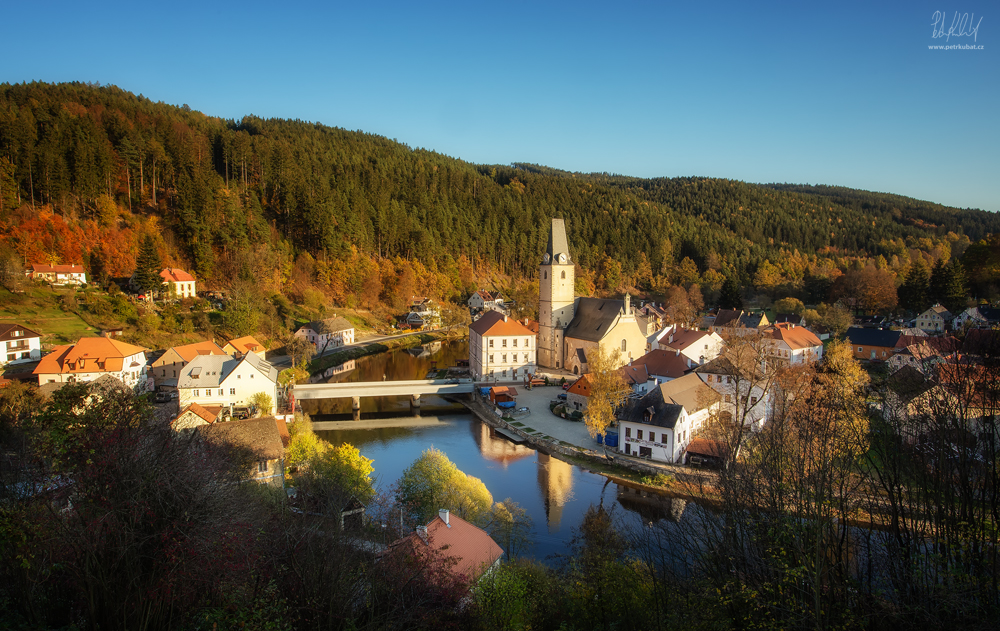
left=0, top=286, right=98, bottom=345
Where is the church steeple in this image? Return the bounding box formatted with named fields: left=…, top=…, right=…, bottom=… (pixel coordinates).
left=538, top=218, right=576, bottom=369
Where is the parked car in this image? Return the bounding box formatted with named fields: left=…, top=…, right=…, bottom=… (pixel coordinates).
left=557, top=393, right=567, bottom=401
left=562, top=383, right=571, bottom=390
left=154, top=391, right=171, bottom=403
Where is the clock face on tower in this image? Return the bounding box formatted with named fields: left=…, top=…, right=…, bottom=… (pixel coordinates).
left=542, top=253, right=551, bottom=264
left=557, top=253, right=567, bottom=264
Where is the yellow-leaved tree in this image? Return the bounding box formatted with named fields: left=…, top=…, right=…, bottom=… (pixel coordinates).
left=286, top=419, right=375, bottom=504
left=583, top=346, right=631, bottom=439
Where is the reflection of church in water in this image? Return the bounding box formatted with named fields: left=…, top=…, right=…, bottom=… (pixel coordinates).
left=537, top=452, right=574, bottom=532
left=470, top=424, right=575, bottom=532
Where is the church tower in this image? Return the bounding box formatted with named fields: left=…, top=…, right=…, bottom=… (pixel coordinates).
left=538, top=218, right=576, bottom=369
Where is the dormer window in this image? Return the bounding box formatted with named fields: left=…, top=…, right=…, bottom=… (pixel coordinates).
left=79, top=359, right=85, bottom=368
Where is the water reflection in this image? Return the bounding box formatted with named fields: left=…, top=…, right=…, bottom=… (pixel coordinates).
left=615, top=484, right=687, bottom=523
left=471, top=422, right=535, bottom=467
left=405, top=342, right=442, bottom=358
left=537, top=452, right=575, bottom=532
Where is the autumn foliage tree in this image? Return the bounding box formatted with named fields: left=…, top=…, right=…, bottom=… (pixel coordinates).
left=583, top=345, right=630, bottom=439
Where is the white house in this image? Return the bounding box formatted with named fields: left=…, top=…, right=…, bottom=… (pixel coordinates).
left=0, top=323, right=42, bottom=365
left=159, top=268, right=197, bottom=299
left=952, top=306, right=1000, bottom=330
left=766, top=323, right=824, bottom=365
left=616, top=373, right=720, bottom=463
left=656, top=328, right=725, bottom=366
left=177, top=352, right=278, bottom=414
left=33, top=337, right=148, bottom=389
left=28, top=263, right=87, bottom=285
left=294, top=317, right=355, bottom=351
left=467, top=290, right=504, bottom=312
left=468, top=310, right=536, bottom=382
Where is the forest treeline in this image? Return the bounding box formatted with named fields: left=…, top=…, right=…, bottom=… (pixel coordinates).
left=1, top=81, right=999, bottom=310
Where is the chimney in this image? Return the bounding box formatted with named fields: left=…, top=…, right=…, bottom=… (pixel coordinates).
left=416, top=525, right=429, bottom=543
left=503, top=314, right=508, bottom=322
left=675, top=349, right=680, bottom=356
left=439, top=509, right=450, bottom=527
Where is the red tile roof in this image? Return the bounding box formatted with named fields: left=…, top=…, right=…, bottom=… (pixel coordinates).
left=226, top=335, right=265, bottom=354
left=769, top=323, right=822, bottom=350
left=170, top=340, right=227, bottom=362
left=160, top=267, right=195, bottom=282
left=393, top=512, right=503, bottom=583
left=33, top=337, right=146, bottom=375
left=630, top=349, right=692, bottom=379
left=469, top=310, right=536, bottom=337
left=31, top=263, right=85, bottom=274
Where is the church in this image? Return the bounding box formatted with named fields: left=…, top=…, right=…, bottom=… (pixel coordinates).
left=537, top=219, right=648, bottom=375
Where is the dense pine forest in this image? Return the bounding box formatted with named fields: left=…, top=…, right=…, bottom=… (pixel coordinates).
left=1, top=81, right=999, bottom=310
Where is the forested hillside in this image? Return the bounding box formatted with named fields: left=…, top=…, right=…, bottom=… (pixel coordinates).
left=1, top=81, right=998, bottom=310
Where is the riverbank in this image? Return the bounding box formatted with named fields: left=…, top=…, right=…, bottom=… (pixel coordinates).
left=461, top=395, right=721, bottom=504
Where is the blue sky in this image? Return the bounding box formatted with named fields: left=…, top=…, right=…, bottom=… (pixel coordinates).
left=6, top=1, right=997, bottom=210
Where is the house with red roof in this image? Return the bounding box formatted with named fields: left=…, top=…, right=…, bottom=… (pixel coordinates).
left=469, top=311, right=536, bottom=382
left=159, top=267, right=197, bottom=299
left=28, top=263, right=87, bottom=285
left=766, top=323, right=824, bottom=365
left=170, top=402, right=227, bottom=430
left=655, top=328, right=724, bottom=366
left=33, top=337, right=148, bottom=389
left=467, top=290, right=505, bottom=313
left=224, top=335, right=267, bottom=359
left=566, top=374, right=592, bottom=412
left=387, top=509, right=503, bottom=588
left=630, top=348, right=698, bottom=383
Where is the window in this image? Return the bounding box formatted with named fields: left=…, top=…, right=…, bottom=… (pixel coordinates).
left=544, top=272, right=547, bottom=279
left=725, top=394, right=732, bottom=402
left=621, top=339, right=627, bottom=352
left=858, top=347, right=863, bottom=353
left=637, top=430, right=643, bottom=440
left=502, top=339, right=507, bottom=347
left=489, top=354, right=494, bottom=363
left=560, top=270, right=566, bottom=279
left=193, top=390, right=200, bottom=397
left=751, top=396, right=758, bottom=406
left=230, top=388, right=236, bottom=395
left=219, top=389, right=225, bottom=396
left=513, top=339, right=517, bottom=348
left=489, top=339, right=494, bottom=348
left=662, top=433, right=668, bottom=443
left=257, top=460, right=268, bottom=474
left=523, top=353, right=528, bottom=363
left=250, top=374, right=254, bottom=378
left=502, top=354, right=507, bottom=363
left=726, top=376, right=732, bottom=384
left=625, top=427, right=631, bottom=437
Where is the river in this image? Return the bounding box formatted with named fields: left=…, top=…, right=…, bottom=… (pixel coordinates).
left=306, top=339, right=694, bottom=561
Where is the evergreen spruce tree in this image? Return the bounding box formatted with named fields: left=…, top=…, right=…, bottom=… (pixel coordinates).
left=133, top=235, right=163, bottom=295
left=928, top=259, right=949, bottom=306
left=719, top=277, right=744, bottom=310
left=898, top=260, right=930, bottom=314
left=942, top=261, right=969, bottom=314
